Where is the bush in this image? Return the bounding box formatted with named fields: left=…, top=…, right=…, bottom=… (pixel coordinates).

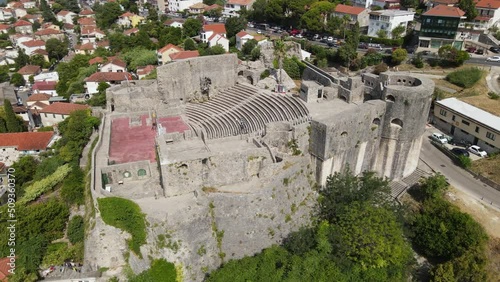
left=260, top=69, right=270, bottom=79
left=391, top=48, right=408, bottom=65
left=412, top=54, right=424, bottom=68
left=457, top=155, right=472, bottom=169
left=446, top=67, right=482, bottom=88
left=283, top=57, right=301, bottom=79
left=98, top=197, right=147, bottom=256
left=488, top=91, right=500, bottom=100
left=359, top=35, right=403, bottom=46
left=61, top=166, right=85, bottom=205
left=67, top=216, right=84, bottom=244
left=21, top=164, right=72, bottom=204
left=373, top=63, right=388, bottom=75
left=129, top=259, right=177, bottom=282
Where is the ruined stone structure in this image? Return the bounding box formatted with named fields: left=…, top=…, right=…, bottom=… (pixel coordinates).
left=92, top=53, right=434, bottom=281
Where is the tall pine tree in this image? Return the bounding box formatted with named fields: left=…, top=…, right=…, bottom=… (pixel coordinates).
left=0, top=117, right=7, bottom=133
left=3, top=99, right=22, bottom=133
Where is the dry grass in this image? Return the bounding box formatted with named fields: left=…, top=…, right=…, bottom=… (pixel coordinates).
left=201, top=186, right=219, bottom=193
left=470, top=154, right=500, bottom=184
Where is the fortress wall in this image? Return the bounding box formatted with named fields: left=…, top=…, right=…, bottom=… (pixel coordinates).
left=302, top=67, right=333, bottom=86
left=157, top=54, right=238, bottom=103
left=310, top=101, right=387, bottom=185
left=161, top=148, right=271, bottom=197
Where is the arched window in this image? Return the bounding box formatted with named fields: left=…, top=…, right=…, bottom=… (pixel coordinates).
left=391, top=118, right=403, bottom=128
left=341, top=131, right=348, bottom=137
left=372, top=118, right=380, bottom=125
left=138, top=169, right=147, bottom=176
left=386, top=95, right=395, bottom=102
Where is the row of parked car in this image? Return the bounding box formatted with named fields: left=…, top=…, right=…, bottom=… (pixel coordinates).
left=430, top=133, right=488, bottom=157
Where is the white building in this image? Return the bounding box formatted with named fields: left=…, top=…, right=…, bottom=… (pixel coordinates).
left=19, top=40, right=46, bottom=56
left=351, top=0, right=373, bottom=9
left=84, top=72, right=133, bottom=94
left=235, top=31, right=254, bottom=50
left=0, top=131, right=55, bottom=166
left=168, top=0, right=203, bottom=13
left=56, top=10, right=77, bottom=25
left=201, top=24, right=229, bottom=51
left=223, top=0, right=255, bottom=18
left=100, top=58, right=127, bottom=72
left=367, top=10, right=415, bottom=39
left=34, top=71, right=59, bottom=82
left=39, top=102, right=90, bottom=126
left=472, top=0, right=500, bottom=30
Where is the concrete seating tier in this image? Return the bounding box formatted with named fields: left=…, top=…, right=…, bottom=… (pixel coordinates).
left=186, top=84, right=310, bottom=139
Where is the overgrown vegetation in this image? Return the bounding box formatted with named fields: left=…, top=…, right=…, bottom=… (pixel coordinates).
left=128, top=259, right=177, bottom=282
left=67, top=216, right=85, bottom=245
left=446, top=67, right=483, bottom=88
left=98, top=197, right=147, bottom=257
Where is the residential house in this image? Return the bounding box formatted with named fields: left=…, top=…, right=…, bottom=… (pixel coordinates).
left=9, top=2, right=24, bottom=9
left=169, top=50, right=199, bottom=61
left=13, top=7, right=27, bottom=19
left=223, top=0, right=255, bottom=18
left=0, top=56, right=15, bottom=66
left=0, top=8, right=14, bottom=21
left=79, top=9, right=95, bottom=18
left=78, top=17, right=97, bottom=29
left=123, top=27, right=139, bottom=36
left=235, top=31, right=254, bottom=50
left=157, top=43, right=183, bottom=64
left=19, top=40, right=46, bottom=56
left=0, top=24, right=10, bottom=34
left=163, top=19, right=184, bottom=28
left=201, top=23, right=229, bottom=51
left=367, top=9, right=415, bottom=39
left=205, top=4, right=223, bottom=13
left=22, top=13, right=38, bottom=23
left=32, top=81, right=57, bottom=96
left=63, top=23, right=75, bottom=32
left=0, top=131, right=55, bottom=166
left=80, top=27, right=105, bottom=44
left=17, top=64, right=41, bottom=81
left=56, top=10, right=77, bottom=24
left=21, top=0, right=37, bottom=9
left=137, top=65, right=156, bottom=79
left=372, top=0, right=400, bottom=10
left=419, top=5, right=466, bottom=49
left=13, top=105, right=31, bottom=124
left=168, top=0, right=202, bottom=12
left=117, top=12, right=144, bottom=28
left=463, top=0, right=500, bottom=32
left=34, top=71, right=59, bottom=82
left=32, top=48, right=49, bottom=62
left=11, top=34, right=33, bottom=48
left=41, top=22, right=60, bottom=31
left=100, top=57, right=127, bottom=72
left=89, top=56, right=104, bottom=65
left=96, top=40, right=110, bottom=50
left=433, top=98, right=500, bottom=154
left=75, top=42, right=95, bottom=55
left=14, top=19, right=33, bottom=34
left=158, top=0, right=167, bottom=14
left=84, top=72, right=133, bottom=94
left=190, top=2, right=208, bottom=14
left=351, top=0, right=373, bottom=9
left=27, top=93, right=51, bottom=108
left=332, top=4, right=369, bottom=31
left=34, top=28, right=65, bottom=41
left=39, top=102, right=90, bottom=126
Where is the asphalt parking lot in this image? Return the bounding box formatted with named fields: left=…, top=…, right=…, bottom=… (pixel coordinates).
left=426, top=126, right=484, bottom=161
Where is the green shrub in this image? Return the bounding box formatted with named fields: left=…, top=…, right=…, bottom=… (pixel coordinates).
left=488, top=91, right=500, bottom=100
left=20, top=163, right=72, bottom=204
left=61, top=166, right=85, bottom=205
left=373, top=63, right=388, bottom=75
left=457, top=155, right=472, bottom=169
left=446, top=67, right=482, bottom=88
left=129, top=259, right=177, bottom=282
left=38, top=126, right=54, bottom=132
left=260, top=69, right=270, bottom=79
left=98, top=197, right=147, bottom=256
left=67, top=216, right=84, bottom=244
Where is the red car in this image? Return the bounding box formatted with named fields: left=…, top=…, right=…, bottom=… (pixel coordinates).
left=290, top=29, right=301, bottom=35
left=466, top=47, right=477, bottom=53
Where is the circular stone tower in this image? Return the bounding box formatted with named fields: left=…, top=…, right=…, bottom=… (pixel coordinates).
left=374, top=74, right=434, bottom=180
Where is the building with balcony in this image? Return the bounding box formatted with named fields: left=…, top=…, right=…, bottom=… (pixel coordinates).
left=419, top=5, right=466, bottom=49
left=433, top=98, right=500, bottom=154
left=331, top=4, right=369, bottom=30
left=168, top=0, right=202, bottom=13
left=223, top=0, right=255, bottom=18
left=473, top=0, right=500, bottom=29
left=367, top=10, right=414, bottom=39
left=352, top=0, right=373, bottom=9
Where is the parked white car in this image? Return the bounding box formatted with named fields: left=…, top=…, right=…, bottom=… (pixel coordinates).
left=430, top=133, right=448, bottom=144
left=468, top=145, right=487, bottom=157
left=486, top=56, right=500, bottom=62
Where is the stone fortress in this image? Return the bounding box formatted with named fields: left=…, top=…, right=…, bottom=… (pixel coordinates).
left=90, top=44, right=434, bottom=280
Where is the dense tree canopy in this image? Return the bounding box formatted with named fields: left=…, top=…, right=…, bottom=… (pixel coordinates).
left=458, top=0, right=478, bottom=21
left=46, top=38, right=69, bottom=61
left=93, top=2, right=122, bottom=29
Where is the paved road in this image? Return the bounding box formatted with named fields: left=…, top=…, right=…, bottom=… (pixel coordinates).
left=420, top=126, right=500, bottom=211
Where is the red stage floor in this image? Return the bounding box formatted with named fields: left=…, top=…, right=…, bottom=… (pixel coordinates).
left=109, top=115, right=190, bottom=164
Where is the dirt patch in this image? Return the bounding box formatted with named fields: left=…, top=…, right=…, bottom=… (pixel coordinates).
left=470, top=154, right=500, bottom=184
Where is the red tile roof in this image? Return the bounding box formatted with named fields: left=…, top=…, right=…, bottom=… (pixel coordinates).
left=33, top=81, right=57, bottom=91
left=158, top=43, right=183, bottom=54
left=137, top=65, right=155, bottom=75
left=84, top=72, right=132, bottom=82
left=35, top=28, right=61, bottom=35
left=169, top=50, right=199, bottom=60
left=39, top=102, right=89, bottom=114
left=203, top=23, right=226, bottom=34
left=14, top=19, right=31, bottom=27
left=22, top=39, right=45, bottom=47
left=120, top=12, right=135, bottom=18
left=31, top=101, right=48, bottom=109
left=164, top=19, right=185, bottom=26
left=226, top=0, right=253, bottom=5
left=0, top=257, right=13, bottom=281
left=475, top=15, right=491, bottom=21
left=102, top=57, right=126, bottom=68
left=76, top=42, right=95, bottom=50
left=89, top=57, right=104, bottom=65
left=123, top=27, right=139, bottom=35
left=0, top=131, right=54, bottom=151
left=423, top=5, right=465, bottom=17
left=33, top=48, right=48, bottom=55
left=475, top=0, right=500, bottom=9
left=57, top=10, right=73, bottom=16
left=81, top=26, right=104, bottom=35
left=334, top=4, right=366, bottom=15
left=63, top=23, right=75, bottom=30
left=17, top=65, right=41, bottom=75
left=236, top=31, right=250, bottom=38
left=0, top=24, right=10, bottom=30
left=78, top=18, right=96, bottom=26
left=96, top=40, right=109, bottom=48
left=27, top=93, right=51, bottom=102
left=79, top=9, right=94, bottom=15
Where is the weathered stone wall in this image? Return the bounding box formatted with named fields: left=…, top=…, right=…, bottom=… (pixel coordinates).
left=101, top=160, right=151, bottom=184
left=138, top=155, right=317, bottom=282
left=156, top=54, right=238, bottom=104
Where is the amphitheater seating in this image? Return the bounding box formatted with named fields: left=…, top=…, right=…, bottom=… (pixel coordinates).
left=185, top=84, right=310, bottom=139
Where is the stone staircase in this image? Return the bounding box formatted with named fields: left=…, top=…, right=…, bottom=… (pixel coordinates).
left=390, top=168, right=430, bottom=198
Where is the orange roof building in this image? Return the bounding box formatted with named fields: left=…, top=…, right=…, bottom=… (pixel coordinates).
left=0, top=131, right=54, bottom=154
left=423, top=4, right=466, bottom=17
left=169, top=50, right=200, bottom=61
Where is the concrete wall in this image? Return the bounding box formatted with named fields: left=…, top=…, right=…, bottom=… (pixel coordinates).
left=157, top=54, right=238, bottom=104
